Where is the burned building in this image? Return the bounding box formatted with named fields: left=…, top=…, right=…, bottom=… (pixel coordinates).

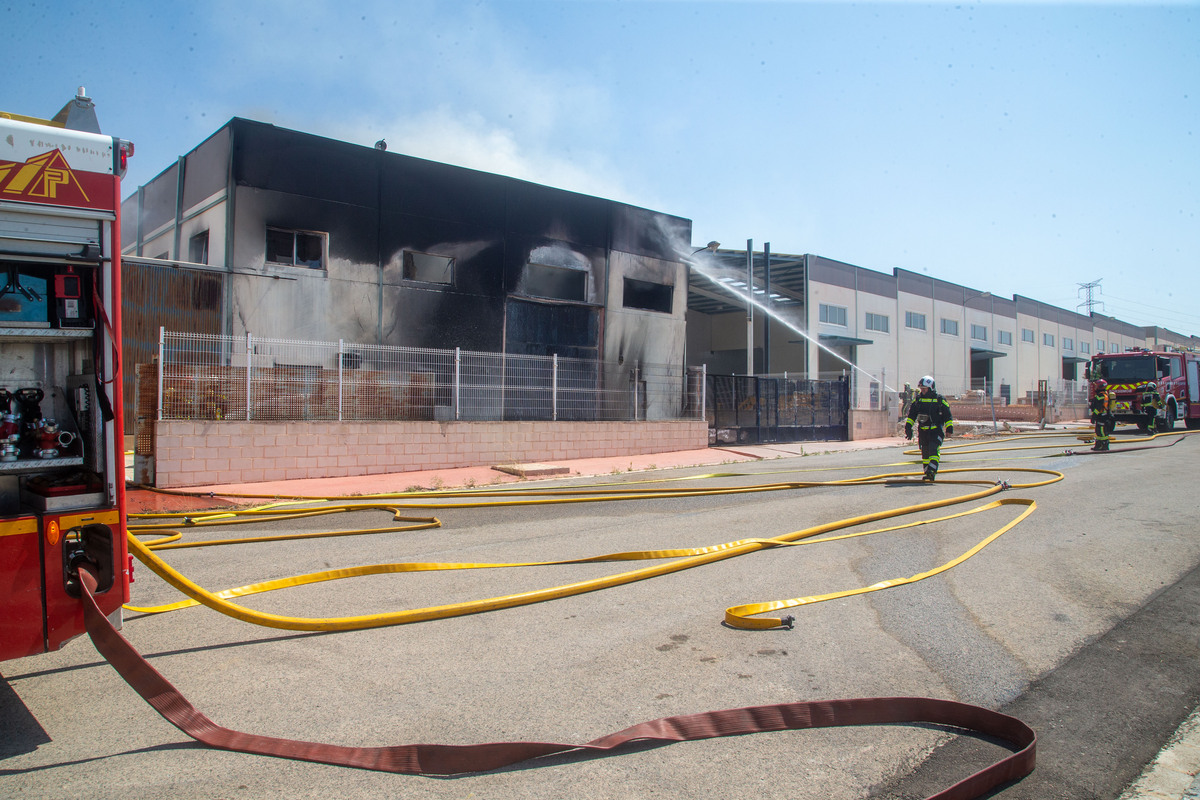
left=120, top=118, right=692, bottom=426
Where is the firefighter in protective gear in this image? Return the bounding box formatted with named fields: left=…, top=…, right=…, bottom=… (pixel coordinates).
left=1139, top=381, right=1163, bottom=432
left=1089, top=379, right=1113, bottom=451
left=904, top=375, right=955, bottom=482
left=899, top=382, right=915, bottom=423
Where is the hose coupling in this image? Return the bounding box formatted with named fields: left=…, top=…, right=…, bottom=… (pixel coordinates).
left=63, top=549, right=97, bottom=598
left=780, top=615, right=795, bottom=630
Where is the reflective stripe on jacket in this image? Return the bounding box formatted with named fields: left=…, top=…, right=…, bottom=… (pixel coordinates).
left=904, top=392, right=954, bottom=430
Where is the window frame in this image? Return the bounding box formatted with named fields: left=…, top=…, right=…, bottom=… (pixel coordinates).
left=819, top=303, right=848, bottom=327
left=266, top=226, right=327, bottom=270
left=864, top=311, right=889, bottom=333
left=905, top=311, right=927, bottom=331
left=402, top=250, right=455, bottom=285
left=522, top=262, right=589, bottom=302
left=970, top=323, right=987, bottom=342
left=940, top=318, right=959, bottom=337
left=188, top=230, right=209, bottom=265
left=998, top=330, right=1013, bottom=346
left=1022, top=328, right=1035, bottom=343
left=622, top=276, right=674, bottom=314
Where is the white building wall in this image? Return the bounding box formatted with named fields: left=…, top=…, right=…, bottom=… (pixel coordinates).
left=177, top=190, right=227, bottom=266
left=931, top=298, right=968, bottom=395
left=809, top=280, right=859, bottom=371
left=896, top=290, right=934, bottom=394
left=856, top=293, right=899, bottom=408
left=991, top=314, right=1018, bottom=398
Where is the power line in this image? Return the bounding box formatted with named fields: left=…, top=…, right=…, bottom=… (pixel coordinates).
left=1103, top=294, right=1200, bottom=324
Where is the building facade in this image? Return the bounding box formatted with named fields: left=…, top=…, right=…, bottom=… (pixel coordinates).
left=120, top=118, right=693, bottom=425
left=686, top=248, right=1199, bottom=411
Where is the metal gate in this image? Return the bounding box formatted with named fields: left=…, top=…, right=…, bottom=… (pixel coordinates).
left=707, top=374, right=849, bottom=445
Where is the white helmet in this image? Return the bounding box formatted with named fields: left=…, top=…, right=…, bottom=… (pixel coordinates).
left=918, top=375, right=935, bottom=390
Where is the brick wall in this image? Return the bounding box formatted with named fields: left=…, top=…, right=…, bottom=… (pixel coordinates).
left=950, top=402, right=1043, bottom=423
left=145, top=420, right=709, bottom=488
left=949, top=402, right=1087, bottom=423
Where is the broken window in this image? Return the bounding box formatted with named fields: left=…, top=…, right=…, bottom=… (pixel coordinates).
left=266, top=227, right=325, bottom=269
left=403, top=251, right=454, bottom=285
left=189, top=230, right=209, bottom=265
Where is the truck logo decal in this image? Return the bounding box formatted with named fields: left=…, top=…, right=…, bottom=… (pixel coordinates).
left=0, top=149, right=91, bottom=203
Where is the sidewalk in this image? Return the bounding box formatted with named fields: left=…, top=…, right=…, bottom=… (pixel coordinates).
left=125, top=435, right=910, bottom=514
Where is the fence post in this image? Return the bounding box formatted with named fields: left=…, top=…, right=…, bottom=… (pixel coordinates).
left=245, top=332, right=253, bottom=420
left=552, top=354, right=558, bottom=422
left=701, top=364, right=707, bottom=421
left=634, top=361, right=640, bottom=421
left=338, top=339, right=344, bottom=422
left=157, top=326, right=165, bottom=421
left=454, top=347, right=461, bottom=421
left=987, top=377, right=998, bottom=433
left=881, top=367, right=887, bottom=416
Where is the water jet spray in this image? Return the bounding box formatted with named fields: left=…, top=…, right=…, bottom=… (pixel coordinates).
left=684, top=248, right=897, bottom=394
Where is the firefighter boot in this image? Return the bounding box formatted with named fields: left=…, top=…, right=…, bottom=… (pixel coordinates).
left=923, top=466, right=935, bottom=482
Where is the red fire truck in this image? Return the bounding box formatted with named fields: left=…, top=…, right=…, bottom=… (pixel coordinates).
left=0, top=91, right=133, bottom=662
left=1088, top=348, right=1200, bottom=432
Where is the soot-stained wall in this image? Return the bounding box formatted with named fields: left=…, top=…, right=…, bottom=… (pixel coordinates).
left=213, top=118, right=689, bottom=364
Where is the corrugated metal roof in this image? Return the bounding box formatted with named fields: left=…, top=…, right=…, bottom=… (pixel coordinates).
left=687, top=250, right=806, bottom=316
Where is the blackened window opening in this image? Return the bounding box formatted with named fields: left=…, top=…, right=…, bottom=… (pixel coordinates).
left=523, top=263, right=587, bottom=302
left=403, top=251, right=454, bottom=285
left=622, top=277, right=673, bottom=313
left=266, top=227, right=325, bottom=269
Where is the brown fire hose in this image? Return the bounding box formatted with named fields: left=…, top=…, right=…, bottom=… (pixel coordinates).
left=79, top=570, right=1034, bottom=797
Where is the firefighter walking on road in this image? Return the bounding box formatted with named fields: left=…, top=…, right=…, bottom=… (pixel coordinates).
left=1090, top=379, right=1114, bottom=452
left=905, top=375, right=955, bottom=482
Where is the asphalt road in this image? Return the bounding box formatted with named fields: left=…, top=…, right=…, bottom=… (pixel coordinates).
left=3, top=430, right=1199, bottom=799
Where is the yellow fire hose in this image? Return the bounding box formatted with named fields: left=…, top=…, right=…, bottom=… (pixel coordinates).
left=125, top=465, right=1063, bottom=631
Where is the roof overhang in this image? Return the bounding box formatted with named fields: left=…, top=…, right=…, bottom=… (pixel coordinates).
left=1062, top=355, right=1088, bottom=364
left=970, top=348, right=1007, bottom=361
left=819, top=334, right=873, bottom=347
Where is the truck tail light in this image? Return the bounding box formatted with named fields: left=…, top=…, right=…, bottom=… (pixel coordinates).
left=116, top=139, right=134, bottom=177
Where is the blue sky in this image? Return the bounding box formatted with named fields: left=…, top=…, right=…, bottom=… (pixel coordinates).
left=6, top=0, right=1197, bottom=336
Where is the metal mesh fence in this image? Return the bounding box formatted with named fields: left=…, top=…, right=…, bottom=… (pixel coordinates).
left=152, top=331, right=698, bottom=423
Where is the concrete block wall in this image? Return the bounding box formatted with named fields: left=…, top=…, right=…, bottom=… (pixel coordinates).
left=148, top=420, right=709, bottom=488
left=848, top=409, right=892, bottom=440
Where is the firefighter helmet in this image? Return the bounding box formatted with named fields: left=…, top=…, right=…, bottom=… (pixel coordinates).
left=918, top=375, right=935, bottom=390
left=1094, top=379, right=1107, bottom=392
